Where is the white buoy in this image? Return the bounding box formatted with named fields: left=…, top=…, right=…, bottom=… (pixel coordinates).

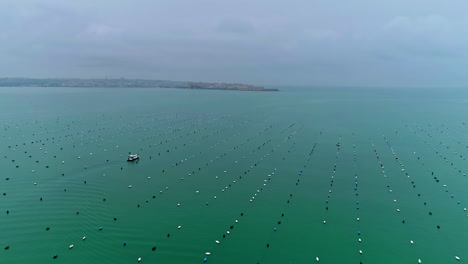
left=128, top=185, right=132, bottom=188
left=215, top=240, right=220, bottom=244
left=69, top=245, right=74, bottom=249
left=138, top=257, right=141, bottom=262
left=205, top=252, right=211, bottom=256
left=316, top=256, right=320, bottom=261
left=455, top=256, right=460, bottom=260
left=410, top=240, right=414, bottom=244
left=418, top=259, right=422, bottom=263
left=177, top=226, right=181, bottom=229
left=82, top=236, right=86, bottom=240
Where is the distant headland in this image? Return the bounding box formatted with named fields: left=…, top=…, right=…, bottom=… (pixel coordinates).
left=0, top=78, right=279, bottom=92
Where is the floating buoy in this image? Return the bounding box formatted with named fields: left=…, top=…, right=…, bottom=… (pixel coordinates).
left=137, top=257, right=141, bottom=262
left=205, top=252, right=211, bottom=256
left=69, top=245, right=74, bottom=249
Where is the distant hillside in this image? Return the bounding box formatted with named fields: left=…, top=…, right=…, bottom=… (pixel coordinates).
left=0, top=78, right=278, bottom=91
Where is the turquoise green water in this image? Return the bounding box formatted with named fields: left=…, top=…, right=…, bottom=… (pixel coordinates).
left=0, top=87, right=467, bottom=263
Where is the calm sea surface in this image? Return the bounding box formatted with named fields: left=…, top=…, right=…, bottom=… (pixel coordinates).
left=0, top=87, right=467, bottom=263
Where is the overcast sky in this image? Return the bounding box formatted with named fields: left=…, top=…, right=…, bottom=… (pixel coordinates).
left=1, top=0, right=468, bottom=87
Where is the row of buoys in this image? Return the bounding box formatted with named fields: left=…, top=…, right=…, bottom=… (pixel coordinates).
left=3, top=114, right=466, bottom=263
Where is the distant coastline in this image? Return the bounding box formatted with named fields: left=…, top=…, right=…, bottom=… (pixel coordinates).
left=0, top=78, right=278, bottom=92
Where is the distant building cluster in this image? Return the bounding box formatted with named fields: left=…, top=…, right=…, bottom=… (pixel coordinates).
left=0, top=78, right=278, bottom=91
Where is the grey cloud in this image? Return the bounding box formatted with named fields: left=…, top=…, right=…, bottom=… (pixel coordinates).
left=2, top=0, right=468, bottom=87
left=216, top=20, right=255, bottom=35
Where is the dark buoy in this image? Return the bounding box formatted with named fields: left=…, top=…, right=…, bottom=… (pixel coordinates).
left=4, top=245, right=10, bottom=250
left=46, top=227, right=50, bottom=231
left=53, top=254, right=57, bottom=259
left=152, top=246, right=156, bottom=251
left=266, top=243, right=270, bottom=248
left=167, top=233, right=170, bottom=238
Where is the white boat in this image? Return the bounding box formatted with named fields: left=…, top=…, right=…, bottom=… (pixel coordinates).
left=127, top=154, right=139, bottom=161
